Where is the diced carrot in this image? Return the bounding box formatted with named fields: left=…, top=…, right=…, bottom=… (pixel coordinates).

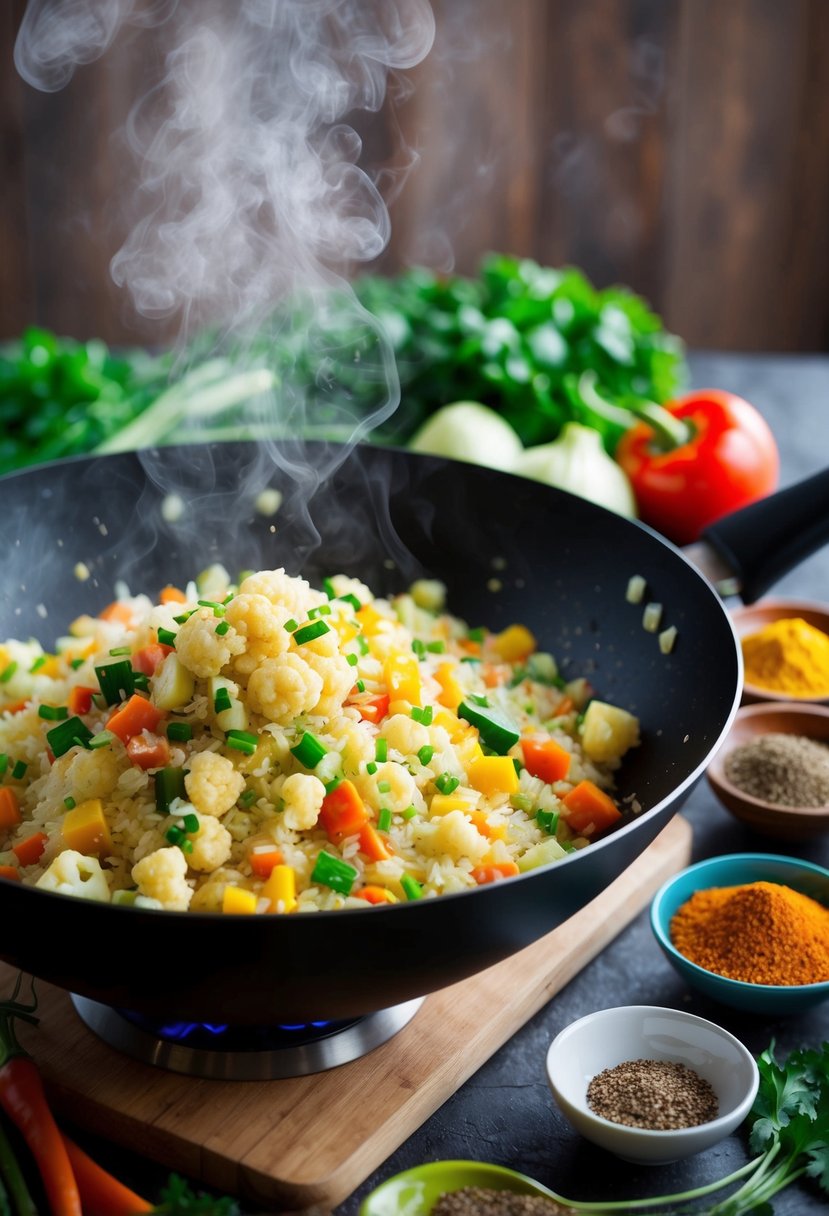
left=482, top=663, right=511, bottom=688
left=0, top=788, right=21, bottom=830
left=355, top=694, right=389, bottom=725
left=12, top=832, right=48, bottom=867
left=359, top=823, right=392, bottom=861
left=470, top=810, right=507, bottom=840
left=2, top=699, right=30, bottom=715
left=458, top=639, right=482, bottom=656
left=521, top=736, right=571, bottom=784
left=249, top=845, right=284, bottom=879
left=554, top=696, right=576, bottom=717
left=159, top=585, right=187, bottom=605
left=107, top=694, right=165, bottom=745
left=126, top=731, right=171, bottom=770
left=471, top=861, right=520, bottom=884
left=354, top=885, right=397, bottom=905
left=319, top=779, right=370, bottom=842
left=68, top=686, right=97, bottom=716
left=132, top=644, right=174, bottom=677
left=0, top=866, right=20, bottom=882
left=562, top=779, right=622, bottom=836
left=98, top=601, right=135, bottom=625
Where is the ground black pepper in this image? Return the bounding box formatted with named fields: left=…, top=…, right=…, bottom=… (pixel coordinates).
left=724, top=732, right=829, bottom=807
left=432, top=1189, right=571, bottom=1215
left=586, top=1058, right=718, bottom=1130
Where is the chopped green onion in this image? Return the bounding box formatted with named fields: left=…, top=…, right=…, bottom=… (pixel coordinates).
left=109, top=646, right=131, bottom=656
left=63, top=796, right=76, bottom=810
left=402, top=805, right=418, bottom=821
left=338, top=593, right=362, bottom=611
left=182, top=812, right=200, bottom=833
left=283, top=618, right=298, bottom=633
left=226, top=729, right=258, bottom=755
left=469, top=693, right=490, bottom=707
left=308, top=604, right=332, bottom=619
left=214, top=688, right=232, bottom=714
left=435, top=772, right=460, bottom=794
left=410, top=705, right=433, bottom=725
left=239, top=789, right=257, bottom=807
left=510, top=793, right=534, bottom=812
left=69, top=658, right=85, bottom=670
left=324, top=777, right=342, bottom=795
left=46, top=717, right=94, bottom=758
left=38, top=705, right=68, bottom=721
left=215, top=620, right=230, bottom=636
left=468, top=627, right=485, bottom=642
left=311, top=850, right=357, bottom=895
left=131, top=672, right=150, bottom=692
left=166, top=824, right=184, bottom=845
left=155, top=767, right=186, bottom=814
left=412, top=639, right=426, bottom=659
left=377, top=807, right=392, bottom=832
left=293, top=620, right=331, bottom=645
left=460, top=656, right=480, bottom=664
left=11, top=761, right=27, bottom=780
left=89, top=730, right=116, bottom=750
left=378, top=780, right=391, bottom=794
left=0, top=663, right=18, bottom=683
left=536, top=809, right=560, bottom=835
left=180, top=838, right=194, bottom=854
left=417, top=745, right=434, bottom=766
left=513, top=758, right=524, bottom=776
left=0, top=755, right=7, bottom=775
left=289, top=731, right=328, bottom=769
left=198, top=599, right=226, bottom=617
left=401, top=874, right=423, bottom=900
left=366, top=761, right=378, bottom=775
left=357, top=634, right=369, bottom=655
left=166, top=721, right=192, bottom=742
left=346, top=653, right=358, bottom=667
left=223, top=593, right=236, bottom=605
left=157, top=627, right=177, bottom=647
left=322, top=577, right=336, bottom=600
left=375, top=739, right=388, bottom=763
left=95, top=659, right=134, bottom=706
left=29, top=656, right=48, bottom=673
left=426, top=640, right=446, bottom=654
left=173, top=610, right=194, bottom=625
left=458, top=700, right=520, bottom=755
left=355, top=680, right=366, bottom=693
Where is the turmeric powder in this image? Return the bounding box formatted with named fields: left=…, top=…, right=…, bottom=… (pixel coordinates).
left=670, top=880, right=829, bottom=986
left=741, top=617, right=829, bottom=696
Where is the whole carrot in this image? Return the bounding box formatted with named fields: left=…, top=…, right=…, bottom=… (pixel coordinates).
left=0, top=977, right=80, bottom=1216
left=61, top=1133, right=152, bottom=1215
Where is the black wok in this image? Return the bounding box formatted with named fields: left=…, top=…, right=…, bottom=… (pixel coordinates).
left=0, top=441, right=826, bottom=1023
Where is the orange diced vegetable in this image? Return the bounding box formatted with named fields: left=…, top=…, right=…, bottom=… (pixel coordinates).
left=68, top=686, right=97, bottom=716
left=359, top=823, right=392, bottom=861
left=554, top=696, right=576, bottom=717
left=430, top=793, right=470, bottom=816
left=354, top=885, right=397, bottom=905
left=356, top=694, right=390, bottom=725
left=126, top=731, right=171, bottom=770
left=470, top=861, right=520, bottom=884
left=159, top=585, right=187, bottom=604
left=2, top=700, right=30, bottom=715
left=262, top=864, right=297, bottom=912
left=0, top=866, right=20, bottom=882
left=383, top=654, right=421, bottom=706
left=0, top=788, right=21, bottom=830
left=249, top=845, right=284, bottom=879
left=492, top=624, right=536, bottom=662
left=521, top=736, right=571, bottom=784
left=470, top=810, right=507, bottom=840
left=319, top=779, right=370, bottom=842
left=12, top=832, right=47, bottom=867
left=562, top=780, right=622, bottom=836
left=482, top=663, right=511, bottom=688
left=107, top=694, right=165, bottom=744
left=223, top=886, right=258, bottom=915
left=434, top=662, right=464, bottom=709
left=132, top=644, right=174, bottom=676
left=62, top=798, right=113, bottom=856
left=98, top=601, right=135, bottom=625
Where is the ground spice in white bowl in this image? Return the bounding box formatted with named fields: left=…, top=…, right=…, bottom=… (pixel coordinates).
left=586, top=1058, right=719, bottom=1130
left=723, top=732, right=829, bottom=807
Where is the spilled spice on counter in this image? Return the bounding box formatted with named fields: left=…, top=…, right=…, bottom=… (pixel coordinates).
left=724, top=732, right=829, bottom=807
left=586, top=1058, right=718, bottom=1130
left=670, top=880, right=829, bottom=985
left=432, top=1189, right=572, bottom=1215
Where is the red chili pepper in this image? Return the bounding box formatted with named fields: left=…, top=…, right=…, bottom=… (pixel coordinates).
left=0, top=978, right=82, bottom=1216
left=615, top=390, right=780, bottom=545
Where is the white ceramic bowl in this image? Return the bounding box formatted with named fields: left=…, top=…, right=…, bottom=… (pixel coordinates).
left=545, top=1005, right=759, bottom=1165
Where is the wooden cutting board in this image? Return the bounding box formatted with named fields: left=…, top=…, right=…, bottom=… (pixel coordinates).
left=5, top=815, right=691, bottom=1214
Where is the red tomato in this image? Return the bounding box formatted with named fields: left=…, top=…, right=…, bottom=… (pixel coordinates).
left=615, top=390, right=779, bottom=545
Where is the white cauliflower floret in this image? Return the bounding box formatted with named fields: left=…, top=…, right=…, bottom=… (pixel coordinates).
left=327, top=574, right=373, bottom=606
left=246, top=654, right=323, bottom=723
left=281, top=772, right=326, bottom=830
left=325, top=715, right=375, bottom=771
left=189, top=868, right=242, bottom=912
left=184, top=751, right=246, bottom=817
left=383, top=713, right=430, bottom=757
left=188, top=814, right=233, bottom=873
left=35, top=850, right=111, bottom=901
left=300, top=648, right=354, bottom=718
left=131, top=846, right=193, bottom=911
left=412, top=810, right=489, bottom=863
left=239, top=569, right=326, bottom=618
left=358, top=760, right=420, bottom=814
left=68, top=747, right=122, bottom=801
left=225, top=594, right=293, bottom=675
left=174, top=607, right=245, bottom=678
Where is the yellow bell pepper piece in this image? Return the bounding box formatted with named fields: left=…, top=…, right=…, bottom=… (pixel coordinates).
left=262, top=864, right=297, bottom=913
left=492, top=624, right=536, bottom=663
left=222, top=885, right=259, bottom=915
left=434, top=662, right=464, bottom=710
left=383, top=654, right=421, bottom=706
left=356, top=604, right=386, bottom=637
left=467, top=756, right=520, bottom=797
left=61, top=799, right=113, bottom=856
left=430, top=793, right=472, bottom=816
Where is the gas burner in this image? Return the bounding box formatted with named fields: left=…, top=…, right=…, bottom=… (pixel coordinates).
left=71, top=994, right=424, bottom=1080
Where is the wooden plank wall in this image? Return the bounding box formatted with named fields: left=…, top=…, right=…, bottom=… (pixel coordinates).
left=2, top=0, right=829, bottom=351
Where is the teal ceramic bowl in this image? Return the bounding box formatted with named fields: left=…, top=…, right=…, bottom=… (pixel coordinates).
left=650, top=853, right=829, bottom=1014
left=359, top=1161, right=559, bottom=1215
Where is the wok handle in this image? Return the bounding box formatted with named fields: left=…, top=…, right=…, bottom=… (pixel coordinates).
left=702, top=467, right=829, bottom=603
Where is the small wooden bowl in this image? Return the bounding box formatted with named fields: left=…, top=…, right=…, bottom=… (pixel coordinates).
left=731, top=598, right=829, bottom=704
left=707, top=702, right=829, bottom=839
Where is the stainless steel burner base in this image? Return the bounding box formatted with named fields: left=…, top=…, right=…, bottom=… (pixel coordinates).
left=70, top=995, right=425, bottom=1080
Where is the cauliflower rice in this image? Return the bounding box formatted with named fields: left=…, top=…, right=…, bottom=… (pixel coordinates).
left=0, top=567, right=640, bottom=913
